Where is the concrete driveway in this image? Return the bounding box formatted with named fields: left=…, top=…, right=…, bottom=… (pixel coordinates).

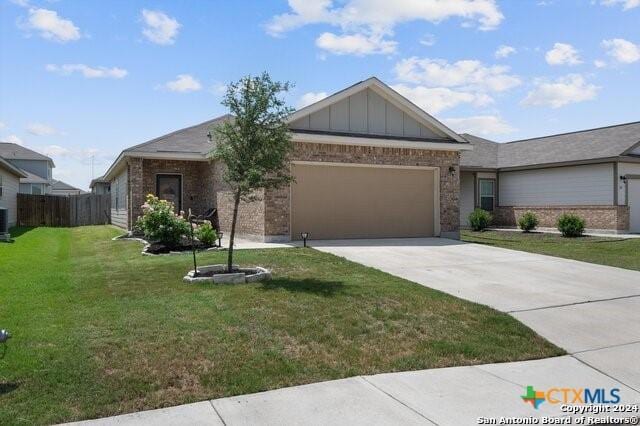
left=313, top=238, right=640, bottom=390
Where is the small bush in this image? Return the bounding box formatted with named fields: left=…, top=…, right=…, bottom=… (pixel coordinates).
left=557, top=213, right=585, bottom=237
left=469, top=208, right=492, bottom=231
left=195, top=221, right=217, bottom=247
left=136, top=194, right=190, bottom=246
left=518, top=211, right=539, bottom=232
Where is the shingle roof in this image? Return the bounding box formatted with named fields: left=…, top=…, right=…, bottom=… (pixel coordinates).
left=0, top=142, right=53, bottom=163
left=89, top=175, right=108, bottom=188
left=52, top=180, right=81, bottom=191
left=20, top=169, right=50, bottom=184
left=461, top=121, right=640, bottom=169
left=126, top=114, right=232, bottom=155
left=0, top=157, right=27, bottom=177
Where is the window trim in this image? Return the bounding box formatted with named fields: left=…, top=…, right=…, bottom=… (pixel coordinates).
left=478, top=178, right=496, bottom=212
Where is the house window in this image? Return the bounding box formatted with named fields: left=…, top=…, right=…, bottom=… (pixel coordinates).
left=31, top=184, right=42, bottom=195
left=0, top=175, right=3, bottom=198
left=479, top=179, right=495, bottom=211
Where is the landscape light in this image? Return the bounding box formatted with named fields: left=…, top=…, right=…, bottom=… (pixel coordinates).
left=301, top=232, right=309, bottom=248
left=0, top=329, right=10, bottom=344
left=218, top=231, right=224, bottom=248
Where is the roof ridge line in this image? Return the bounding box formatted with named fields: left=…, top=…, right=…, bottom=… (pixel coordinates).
left=505, top=120, right=640, bottom=144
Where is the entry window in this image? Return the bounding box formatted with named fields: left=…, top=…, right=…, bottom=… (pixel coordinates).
left=156, top=174, right=182, bottom=212
left=31, top=184, right=43, bottom=195
left=479, top=179, right=495, bottom=211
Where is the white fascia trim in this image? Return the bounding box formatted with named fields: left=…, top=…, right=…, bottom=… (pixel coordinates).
left=292, top=132, right=473, bottom=151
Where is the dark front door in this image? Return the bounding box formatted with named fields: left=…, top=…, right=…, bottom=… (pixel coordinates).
left=156, top=174, right=182, bottom=212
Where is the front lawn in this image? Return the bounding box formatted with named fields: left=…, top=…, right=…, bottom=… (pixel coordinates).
left=0, top=226, right=562, bottom=425
left=462, top=230, right=640, bottom=271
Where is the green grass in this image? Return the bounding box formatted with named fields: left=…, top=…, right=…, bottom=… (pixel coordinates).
left=462, top=230, right=640, bottom=271
left=1, top=226, right=563, bottom=425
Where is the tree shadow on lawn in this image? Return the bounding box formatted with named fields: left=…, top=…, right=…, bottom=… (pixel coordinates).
left=6, top=227, right=36, bottom=239
left=259, top=278, right=345, bottom=297
left=0, top=382, right=19, bottom=396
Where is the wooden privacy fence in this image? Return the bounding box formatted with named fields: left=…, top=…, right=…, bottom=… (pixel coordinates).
left=18, top=194, right=111, bottom=227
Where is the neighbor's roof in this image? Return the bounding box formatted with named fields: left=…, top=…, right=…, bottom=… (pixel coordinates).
left=461, top=121, right=640, bottom=170
left=0, top=157, right=28, bottom=177
left=52, top=179, right=82, bottom=191
left=0, top=142, right=55, bottom=165
left=89, top=175, right=109, bottom=188
left=126, top=114, right=232, bottom=155
left=20, top=169, right=50, bottom=184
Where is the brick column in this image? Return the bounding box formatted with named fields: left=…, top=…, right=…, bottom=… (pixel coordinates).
left=128, top=157, right=144, bottom=228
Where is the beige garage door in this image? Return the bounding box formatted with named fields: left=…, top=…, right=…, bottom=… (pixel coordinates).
left=291, top=163, right=437, bottom=240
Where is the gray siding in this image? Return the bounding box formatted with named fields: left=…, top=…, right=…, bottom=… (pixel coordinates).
left=8, top=159, right=50, bottom=180
left=460, top=172, right=475, bottom=227
left=110, top=169, right=128, bottom=229
left=290, top=88, right=447, bottom=139
left=499, top=163, right=614, bottom=206
left=0, top=169, right=19, bottom=227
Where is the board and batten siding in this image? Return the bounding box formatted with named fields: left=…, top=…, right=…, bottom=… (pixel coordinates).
left=459, top=172, right=475, bottom=226
left=618, top=162, right=640, bottom=205
left=290, top=88, right=447, bottom=139
left=499, top=163, right=614, bottom=206
left=110, top=168, right=128, bottom=228
left=0, top=169, right=20, bottom=227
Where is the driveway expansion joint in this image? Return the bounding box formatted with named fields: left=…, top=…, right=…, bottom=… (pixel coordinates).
left=209, top=400, right=227, bottom=426
left=507, top=293, right=640, bottom=314
left=571, top=355, right=640, bottom=394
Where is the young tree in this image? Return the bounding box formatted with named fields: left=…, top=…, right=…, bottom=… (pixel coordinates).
left=210, top=72, right=294, bottom=272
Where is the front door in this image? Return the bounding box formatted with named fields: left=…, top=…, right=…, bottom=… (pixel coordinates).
left=156, top=174, right=182, bottom=212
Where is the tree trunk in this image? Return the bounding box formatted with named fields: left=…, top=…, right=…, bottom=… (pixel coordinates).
left=227, top=189, right=242, bottom=273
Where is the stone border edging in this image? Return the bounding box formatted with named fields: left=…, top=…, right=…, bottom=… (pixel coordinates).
left=183, top=265, right=272, bottom=284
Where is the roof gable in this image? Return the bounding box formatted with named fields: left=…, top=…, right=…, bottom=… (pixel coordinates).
left=0, top=142, right=54, bottom=165
left=288, top=77, right=466, bottom=143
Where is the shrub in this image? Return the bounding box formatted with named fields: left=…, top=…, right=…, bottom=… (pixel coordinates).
left=557, top=213, right=586, bottom=237
left=469, top=208, right=492, bottom=231
left=136, top=194, right=190, bottom=246
left=195, top=221, right=217, bottom=247
left=518, top=211, right=539, bottom=232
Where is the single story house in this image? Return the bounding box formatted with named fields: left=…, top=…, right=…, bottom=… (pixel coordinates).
left=460, top=123, right=640, bottom=233
left=89, top=176, right=111, bottom=195
left=103, top=77, right=471, bottom=240
left=51, top=179, right=86, bottom=196
left=0, top=156, right=27, bottom=230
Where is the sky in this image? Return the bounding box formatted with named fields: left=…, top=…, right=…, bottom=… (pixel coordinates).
left=1, top=0, right=639, bottom=190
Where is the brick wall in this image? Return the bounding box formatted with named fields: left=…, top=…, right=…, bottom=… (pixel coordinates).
left=264, top=142, right=461, bottom=240
left=494, top=205, right=630, bottom=231
left=128, top=157, right=144, bottom=227
left=213, top=161, right=266, bottom=238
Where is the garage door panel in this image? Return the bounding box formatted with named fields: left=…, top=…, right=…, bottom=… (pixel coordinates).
left=291, top=163, right=435, bottom=240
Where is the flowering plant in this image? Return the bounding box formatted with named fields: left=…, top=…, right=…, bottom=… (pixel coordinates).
left=136, top=194, right=189, bottom=246
left=195, top=220, right=217, bottom=247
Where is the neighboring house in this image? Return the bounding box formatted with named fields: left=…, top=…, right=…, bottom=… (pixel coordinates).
left=51, top=180, right=86, bottom=196
left=102, top=77, right=471, bottom=240
left=89, top=176, right=110, bottom=195
left=0, top=157, right=27, bottom=229
left=460, top=122, right=640, bottom=233
left=0, top=143, right=55, bottom=195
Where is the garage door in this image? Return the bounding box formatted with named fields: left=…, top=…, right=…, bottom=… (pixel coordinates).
left=291, top=163, right=437, bottom=240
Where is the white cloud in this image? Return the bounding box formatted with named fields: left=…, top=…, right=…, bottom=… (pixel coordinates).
left=27, top=122, right=59, bottom=136
left=0, top=122, right=5, bottom=130
left=442, top=115, right=515, bottom=136
left=602, top=38, right=640, bottom=63
left=394, top=57, right=521, bottom=92
left=267, top=0, right=503, bottom=36
left=391, top=84, right=493, bottom=114
left=522, top=74, right=599, bottom=108
left=10, top=0, right=31, bottom=7
left=23, top=7, right=80, bottom=42
left=160, top=74, right=202, bottom=93
left=41, top=144, right=70, bottom=157
left=594, top=59, right=607, bottom=68
left=495, top=45, right=516, bottom=59
left=267, top=0, right=502, bottom=56
left=599, top=0, right=640, bottom=10
left=46, top=64, right=128, bottom=79
left=545, top=43, right=582, bottom=65
left=316, top=32, right=396, bottom=55
left=419, top=33, right=436, bottom=47
left=297, top=92, right=328, bottom=109
left=3, top=134, right=25, bottom=145
left=141, top=9, right=180, bottom=45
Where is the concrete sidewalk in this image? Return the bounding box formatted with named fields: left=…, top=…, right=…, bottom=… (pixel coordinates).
left=66, top=356, right=640, bottom=425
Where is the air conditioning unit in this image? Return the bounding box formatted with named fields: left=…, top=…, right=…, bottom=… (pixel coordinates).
left=0, top=208, right=8, bottom=241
